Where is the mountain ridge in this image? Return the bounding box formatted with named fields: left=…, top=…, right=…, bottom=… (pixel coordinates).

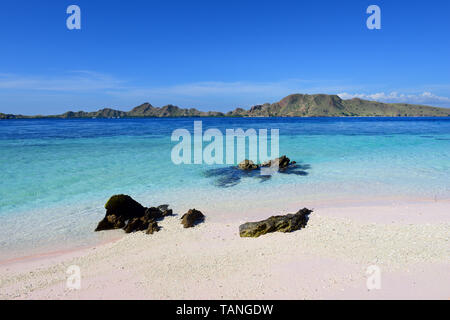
left=1, top=94, right=450, bottom=119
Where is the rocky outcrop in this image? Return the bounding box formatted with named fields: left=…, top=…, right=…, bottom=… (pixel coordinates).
left=261, top=155, right=296, bottom=170
left=95, top=194, right=172, bottom=235
left=95, top=195, right=146, bottom=231
left=146, top=221, right=161, bottom=234
left=239, top=208, right=313, bottom=238
left=4, top=94, right=450, bottom=119
left=238, top=160, right=259, bottom=170
left=237, top=155, right=296, bottom=171
left=144, top=205, right=173, bottom=220
left=124, top=217, right=150, bottom=234
left=204, top=155, right=307, bottom=187
left=181, top=209, right=205, bottom=228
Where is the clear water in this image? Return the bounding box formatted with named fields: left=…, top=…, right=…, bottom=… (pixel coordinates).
left=1, top=117, right=450, bottom=260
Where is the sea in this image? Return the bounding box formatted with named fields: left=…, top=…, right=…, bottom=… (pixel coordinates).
left=1, top=117, right=449, bottom=260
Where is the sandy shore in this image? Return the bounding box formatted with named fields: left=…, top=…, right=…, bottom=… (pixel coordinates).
left=0, top=200, right=449, bottom=300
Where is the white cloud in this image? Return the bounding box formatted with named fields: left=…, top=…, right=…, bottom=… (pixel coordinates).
left=0, top=71, right=124, bottom=91
left=1, top=72, right=449, bottom=110
left=106, top=79, right=358, bottom=102
left=338, top=91, right=450, bottom=107
left=109, top=79, right=317, bottom=97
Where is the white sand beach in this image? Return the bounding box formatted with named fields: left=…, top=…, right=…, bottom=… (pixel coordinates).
left=2, top=0, right=450, bottom=303
left=0, top=199, right=449, bottom=300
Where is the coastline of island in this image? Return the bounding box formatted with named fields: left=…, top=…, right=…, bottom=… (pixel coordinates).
left=2, top=93, right=450, bottom=119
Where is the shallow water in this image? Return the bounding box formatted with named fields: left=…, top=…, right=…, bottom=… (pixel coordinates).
left=1, top=117, right=449, bottom=259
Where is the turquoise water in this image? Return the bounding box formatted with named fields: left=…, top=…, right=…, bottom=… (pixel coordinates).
left=1, top=117, right=450, bottom=259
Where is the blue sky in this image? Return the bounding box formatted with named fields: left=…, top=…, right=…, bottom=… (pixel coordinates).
left=0, top=0, right=449, bottom=114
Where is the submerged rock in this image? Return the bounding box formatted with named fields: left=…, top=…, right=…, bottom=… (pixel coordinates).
left=239, top=208, right=313, bottom=238
left=181, top=209, right=205, bottom=228
left=95, top=194, right=171, bottom=234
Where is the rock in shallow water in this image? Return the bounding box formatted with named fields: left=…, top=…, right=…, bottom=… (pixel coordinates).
left=239, top=208, right=313, bottom=238
left=181, top=209, right=205, bottom=228
left=261, top=155, right=296, bottom=170
left=238, top=159, right=259, bottom=170
left=237, top=155, right=296, bottom=171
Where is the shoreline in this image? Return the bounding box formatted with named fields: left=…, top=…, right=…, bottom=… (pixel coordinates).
left=0, top=236, right=123, bottom=267
left=3, top=116, right=450, bottom=120
left=1, top=198, right=449, bottom=300
left=1, top=195, right=450, bottom=265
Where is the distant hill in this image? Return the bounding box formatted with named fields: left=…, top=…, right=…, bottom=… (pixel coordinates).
left=127, top=103, right=224, bottom=117
left=227, top=94, right=450, bottom=117
left=1, top=94, right=449, bottom=119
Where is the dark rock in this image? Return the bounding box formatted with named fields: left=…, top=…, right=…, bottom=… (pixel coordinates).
left=104, top=194, right=146, bottom=220
left=144, top=207, right=163, bottom=220
left=124, top=217, right=150, bottom=233
left=181, top=209, right=205, bottom=228
left=238, top=156, right=295, bottom=171
left=144, top=205, right=173, bottom=220
left=95, top=214, right=127, bottom=231
left=158, top=204, right=173, bottom=217
left=95, top=194, right=145, bottom=232
left=146, top=221, right=161, bottom=234
left=239, top=208, right=313, bottom=238
left=204, top=156, right=308, bottom=188
left=95, top=194, right=172, bottom=234
left=238, top=160, right=259, bottom=170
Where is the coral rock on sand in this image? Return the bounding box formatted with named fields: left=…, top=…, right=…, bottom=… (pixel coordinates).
left=124, top=217, right=148, bottom=234
left=146, top=221, right=161, bottom=234
left=95, top=194, right=145, bottom=231
left=95, top=214, right=127, bottom=231
left=124, top=216, right=162, bottom=234
left=95, top=195, right=169, bottom=234
left=239, top=208, right=313, bottom=238
left=181, top=209, right=205, bottom=228
left=144, top=205, right=173, bottom=220
left=238, top=160, right=259, bottom=170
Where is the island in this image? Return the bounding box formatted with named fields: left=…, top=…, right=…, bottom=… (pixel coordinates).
left=1, top=94, right=449, bottom=119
